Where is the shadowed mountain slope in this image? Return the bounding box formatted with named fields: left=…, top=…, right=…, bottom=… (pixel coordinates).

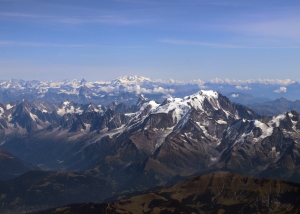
left=0, top=148, right=39, bottom=180
left=0, top=171, right=113, bottom=213
left=35, top=171, right=300, bottom=214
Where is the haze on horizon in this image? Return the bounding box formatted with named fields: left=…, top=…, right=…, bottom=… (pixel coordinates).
left=0, top=0, right=299, bottom=81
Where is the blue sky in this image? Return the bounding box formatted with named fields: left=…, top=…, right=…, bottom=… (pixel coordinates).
left=0, top=0, right=300, bottom=81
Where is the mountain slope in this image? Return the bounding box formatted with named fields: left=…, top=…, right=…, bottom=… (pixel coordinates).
left=0, top=171, right=113, bottom=213
left=36, top=171, right=300, bottom=214
left=207, top=110, right=300, bottom=183
left=0, top=148, right=39, bottom=180
left=227, top=92, right=271, bottom=105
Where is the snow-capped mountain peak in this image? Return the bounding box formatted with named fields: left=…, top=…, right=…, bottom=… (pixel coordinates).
left=111, top=75, right=153, bottom=86
left=155, top=90, right=220, bottom=115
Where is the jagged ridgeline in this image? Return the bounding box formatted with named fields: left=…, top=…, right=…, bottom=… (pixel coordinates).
left=2, top=76, right=300, bottom=107
left=0, top=76, right=202, bottom=105
left=1, top=89, right=300, bottom=213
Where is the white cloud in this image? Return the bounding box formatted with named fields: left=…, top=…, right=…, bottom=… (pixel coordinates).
left=153, top=87, right=175, bottom=94
left=189, top=79, right=207, bottom=88
left=208, top=78, right=295, bottom=85
left=274, top=87, right=287, bottom=93
left=123, top=85, right=175, bottom=94
left=257, top=79, right=295, bottom=85
left=167, top=78, right=185, bottom=84
left=231, top=94, right=239, bottom=98
left=236, top=85, right=251, bottom=90
left=98, top=85, right=116, bottom=93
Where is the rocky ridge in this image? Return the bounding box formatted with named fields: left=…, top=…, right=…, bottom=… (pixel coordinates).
left=1, top=90, right=300, bottom=195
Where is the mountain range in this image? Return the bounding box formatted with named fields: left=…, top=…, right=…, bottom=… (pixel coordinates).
left=1, top=85, right=300, bottom=212
left=248, top=97, right=300, bottom=116
left=0, top=76, right=299, bottom=105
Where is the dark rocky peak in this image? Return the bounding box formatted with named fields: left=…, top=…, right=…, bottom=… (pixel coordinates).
left=277, top=97, right=288, bottom=102
left=290, top=110, right=300, bottom=121
left=60, top=114, right=84, bottom=131
left=13, top=100, right=32, bottom=115
left=108, top=101, right=117, bottom=110
left=0, top=101, right=6, bottom=110
left=217, top=93, right=258, bottom=120
left=31, top=100, right=57, bottom=114
left=138, top=104, right=153, bottom=119
left=78, top=85, right=92, bottom=94
left=103, top=108, right=116, bottom=120
left=257, top=115, right=273, bottom=124
left=65, top=116, right=86, bottom=132
left=114, top=102, right=136, bottom=113
left=223, top=118, right=254, bottom=140
left=278, top=112, right=293, bottom=131
left=9, top=100, right=53, bottom=131
left=233, top=103, right=258, bottom=120
left=89, top=108, right=128, bottom=132
left=81, top=103, right=103, bottom=113
left=24, top=81, right=31, bottom=91
left=80, top=78, right=86, bottom=85
left=160, top=97, right=172, bottom=106
left=142, top=109, right=176, bottom=130
left=136, top=94, right=149, bottom=107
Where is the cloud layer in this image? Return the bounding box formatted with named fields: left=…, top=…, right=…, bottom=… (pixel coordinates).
left=274, top=87, right=287, bottom=93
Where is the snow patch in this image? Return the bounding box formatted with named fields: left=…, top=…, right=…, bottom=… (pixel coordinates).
left=216, top=120, right=227, bottom=124
left=6, top=104, right=13, bottom=110
left=29, top=112, right=38, bottom=121
left=269, top=114, right=285, bottom=127
left=254, top=120, right=273, bottom=139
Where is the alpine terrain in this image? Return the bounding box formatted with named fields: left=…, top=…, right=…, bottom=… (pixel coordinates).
left=0, top=84, right=300, bottom=212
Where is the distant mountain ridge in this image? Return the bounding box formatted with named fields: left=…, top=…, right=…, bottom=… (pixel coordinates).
left=0, top=76, right=199, bottom=105
left=0, top=75, right=300, bottom=104
left=227, top=92, right=271, bottom=105
left=249, top=97, right=300, bottom=116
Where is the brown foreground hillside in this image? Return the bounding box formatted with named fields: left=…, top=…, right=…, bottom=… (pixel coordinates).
left=36, top=171, right=300, bottom=214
